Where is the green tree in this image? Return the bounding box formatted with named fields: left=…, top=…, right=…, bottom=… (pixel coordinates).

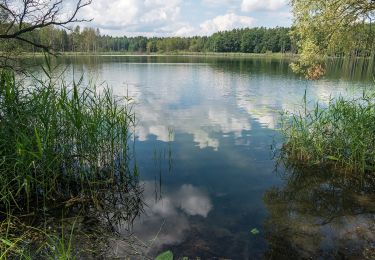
left=291, top=0, right=375, bottom=79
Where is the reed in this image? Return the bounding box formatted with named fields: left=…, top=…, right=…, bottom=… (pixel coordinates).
left=280, top=90, right=375, bottom=176
left=0, top=61, right=142, bottom=225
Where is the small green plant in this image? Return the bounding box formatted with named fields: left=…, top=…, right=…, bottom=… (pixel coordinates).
left=155, top=250, right=173, bottom=260
left=45, top=221, right=76, bottom=260
left=280, top=90, right=375, bottom=176
left=0, top=213, right=80, bottom=259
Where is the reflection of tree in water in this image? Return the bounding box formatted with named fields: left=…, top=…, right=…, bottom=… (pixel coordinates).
left=263, top=161, right=375, bottom=259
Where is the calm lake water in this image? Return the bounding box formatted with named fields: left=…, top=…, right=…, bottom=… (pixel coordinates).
left=30, top=55, right=375, bottom=259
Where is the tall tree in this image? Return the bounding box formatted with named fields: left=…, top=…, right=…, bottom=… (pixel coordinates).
left=291, top=0, right=375, bottom=79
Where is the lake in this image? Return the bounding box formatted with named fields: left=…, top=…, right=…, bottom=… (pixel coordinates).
left=29, top=55, right=375, bottom=259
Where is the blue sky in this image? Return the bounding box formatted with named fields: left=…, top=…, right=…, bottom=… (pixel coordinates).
left=81, top=0, right=292, bottom=36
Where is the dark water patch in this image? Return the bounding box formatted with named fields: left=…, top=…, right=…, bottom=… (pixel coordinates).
left=264, top=162, right=375, bottom=259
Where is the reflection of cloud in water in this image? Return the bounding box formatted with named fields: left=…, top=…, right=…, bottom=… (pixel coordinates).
left=117, top=182, right=212, bottom=254
left=97, top=63, right=365, bottom=148
left=125, top=78, right=251, bottom=150
left=192, top=129, right=219, bottom=150
left=178, top=184, right=212, bottom=217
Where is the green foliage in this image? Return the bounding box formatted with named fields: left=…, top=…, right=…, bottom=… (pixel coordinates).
left=0, top=25, right=294, bottom=54
left=291, top=0, right=375, bottom=78
left=0, top=66, right=141, bottom=223
left=280, top=91, right=375, bottom=175
left=155, top=250, right=173, bottom=260
left=289, top=39, right=325, bottom=79
left=45, top=221, right=76, bottom=260
left=206, top=27, right=292, bottom=53
left=0, top=214, right=80, bottom=259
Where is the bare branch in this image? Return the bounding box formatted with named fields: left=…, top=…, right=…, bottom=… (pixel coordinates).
left=0, top=0, right=92, bottom=54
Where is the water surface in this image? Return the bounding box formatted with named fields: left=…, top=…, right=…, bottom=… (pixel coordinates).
left=30, top=55, right=375, bottom=258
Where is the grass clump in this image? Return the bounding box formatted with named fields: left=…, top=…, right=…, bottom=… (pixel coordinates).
left=0, top=63, right=142, bottom=221
left=280, top=90, right=375, bottom=175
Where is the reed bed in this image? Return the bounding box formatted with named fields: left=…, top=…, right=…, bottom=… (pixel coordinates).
left=280, top=91, right=375, bottom=175
left=0, top=62, right=142, bottom=222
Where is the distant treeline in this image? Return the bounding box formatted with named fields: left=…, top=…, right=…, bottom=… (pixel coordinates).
left=6, top=26, right=295, bottom=54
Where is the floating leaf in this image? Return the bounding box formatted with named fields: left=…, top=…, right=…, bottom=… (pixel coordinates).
left=250, top=228, right=260, bottom=235
left=155, top=250, right=173, bottom=260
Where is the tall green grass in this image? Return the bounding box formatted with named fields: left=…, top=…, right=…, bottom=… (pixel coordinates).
left=280, top=90, right=375, bottom=175
left=0, top=64, right=142, bottom=223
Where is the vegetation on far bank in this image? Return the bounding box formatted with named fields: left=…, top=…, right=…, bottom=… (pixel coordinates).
left=23, top=51, right=298, bottom=59
left=3, top=26, right=294, bottom=55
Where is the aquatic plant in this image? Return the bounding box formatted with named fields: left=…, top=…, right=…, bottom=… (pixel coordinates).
left=0, top=62, right=142, bottom=222
left=264, top=158, right=375, bottom=259
left=155, top=250, right=173, bottom=260
left=280, top=90, right=375, bottom=175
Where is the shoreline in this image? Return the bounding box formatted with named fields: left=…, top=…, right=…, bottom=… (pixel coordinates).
left=22, top=51, right=298, bottom=59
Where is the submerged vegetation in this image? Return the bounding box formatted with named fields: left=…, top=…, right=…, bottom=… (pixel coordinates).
left=280, top=91, right=375, bottom=176
left=0, top=61, right=142, bottom=258
left=264, top=159, right=375, bottom=259
left=270, top=89, right=375, bottom=257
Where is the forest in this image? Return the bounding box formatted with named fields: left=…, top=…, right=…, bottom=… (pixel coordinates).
left=4, top=26, right=294, bottom=54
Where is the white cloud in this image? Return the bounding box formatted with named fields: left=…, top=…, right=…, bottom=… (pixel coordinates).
left=175, top=25, right=196, bottom=36
left=84, top=0, right=182, bottom=33
left=202, top=0, right=237, bottom=6
left=241, top=0, right=287, bottom=12
left=199, top=13, right=255, bottom=35
left=176, top=12, right=256, bottom=37
left=75, top=0, right=291, bottom=36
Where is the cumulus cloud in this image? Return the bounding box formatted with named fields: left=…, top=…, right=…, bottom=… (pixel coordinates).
left=175, top=25, right=196, bottom=36
left=75, top=0, right=290, bottom=36
left=241, top=0, right=287, bottom=12
left=84, top=0, right=182, bottom=34
left=199, top=13, right=255, bottom=35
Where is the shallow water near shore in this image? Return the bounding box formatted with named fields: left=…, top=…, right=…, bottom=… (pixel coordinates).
left=28, top=55, right=375, bottom=258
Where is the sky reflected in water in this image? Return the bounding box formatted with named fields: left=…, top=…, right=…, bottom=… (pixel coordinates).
left=31, top=56, right=375, bottom=258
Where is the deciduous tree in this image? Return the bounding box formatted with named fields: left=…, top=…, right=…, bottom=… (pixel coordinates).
left=291, top=0, right=375, bottom=79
